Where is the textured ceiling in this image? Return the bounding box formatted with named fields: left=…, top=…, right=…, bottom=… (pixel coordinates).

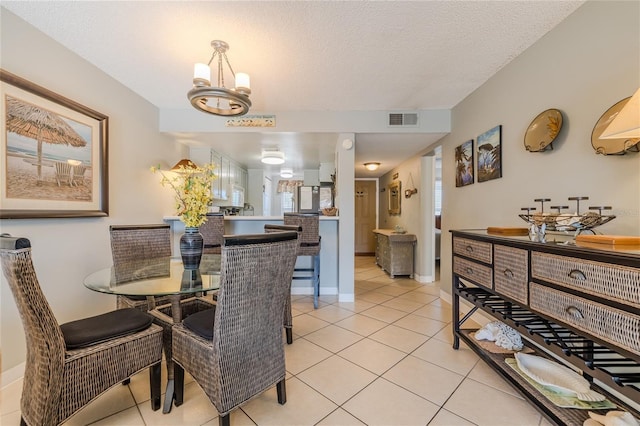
left=2, top=1, right=584, bottom=175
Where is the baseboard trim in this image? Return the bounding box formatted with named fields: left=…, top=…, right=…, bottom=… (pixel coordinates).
left=1, top=361, right=24, bottom=389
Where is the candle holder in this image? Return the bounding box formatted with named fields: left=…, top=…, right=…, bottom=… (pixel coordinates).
left=518, top=196, right=616, bottom=235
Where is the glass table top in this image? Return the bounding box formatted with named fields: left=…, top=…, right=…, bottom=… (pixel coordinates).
left=84, top=255, right=221, bottom=297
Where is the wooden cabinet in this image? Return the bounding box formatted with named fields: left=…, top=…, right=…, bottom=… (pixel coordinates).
left=451, top=230, right=640, bottom=425
left=373, top=229, right=416, bottom=278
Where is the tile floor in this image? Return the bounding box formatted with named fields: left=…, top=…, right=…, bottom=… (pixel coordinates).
left=0, top=256, right=551, bottom=426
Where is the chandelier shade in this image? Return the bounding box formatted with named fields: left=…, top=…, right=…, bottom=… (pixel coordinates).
left=187, top=40, right=251, bottom=117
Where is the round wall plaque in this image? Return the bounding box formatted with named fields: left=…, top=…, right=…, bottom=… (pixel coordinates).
left=524, top=109, right=563, bottom=152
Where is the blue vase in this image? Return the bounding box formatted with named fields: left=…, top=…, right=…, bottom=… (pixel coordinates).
left=180, top=227, right=204, bottom=270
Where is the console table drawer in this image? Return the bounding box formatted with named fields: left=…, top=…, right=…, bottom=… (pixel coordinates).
left=532, top=252, right=640, bottom=309
left=530, top=283, right=640, bottom=357
left=494, top=245, right=528, bottom=304
left=453, top=256, right=492, bottom=289
left=453, top=237, right=492, bottom=264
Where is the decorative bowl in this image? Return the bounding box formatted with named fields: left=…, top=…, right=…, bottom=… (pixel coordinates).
left=514, top=353, right=605, bottom=401
left=322, top=207, right=338, bottom=216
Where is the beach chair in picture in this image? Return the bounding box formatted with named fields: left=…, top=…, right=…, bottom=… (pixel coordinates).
left=72, top=164, right=87, bottom=186
left=54, top=161, right=73, bottom=187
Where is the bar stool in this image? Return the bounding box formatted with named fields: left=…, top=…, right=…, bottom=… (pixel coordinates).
left=283, top=212, right=321, bottom=308
left=265, top=224, right=302, bottom=344
left=200, top=213, right=225, bottom=254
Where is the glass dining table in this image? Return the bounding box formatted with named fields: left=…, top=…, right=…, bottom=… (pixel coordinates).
left=84, top=254, right=221, bottom=413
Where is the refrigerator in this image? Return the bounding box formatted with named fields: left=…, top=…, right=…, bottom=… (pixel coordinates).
left=297, top=185, right=333, bottom=213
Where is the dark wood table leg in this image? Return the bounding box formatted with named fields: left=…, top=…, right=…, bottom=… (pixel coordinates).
left=162, top=295, right=183, bottom=413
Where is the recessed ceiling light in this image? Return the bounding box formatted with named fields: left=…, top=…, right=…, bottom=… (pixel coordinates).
left=280, top=168, right=293, bottom=178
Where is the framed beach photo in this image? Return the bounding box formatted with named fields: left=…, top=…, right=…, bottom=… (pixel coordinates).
left=0, top=70, right=108, bottom=218
left=455, top=139, right=474, bottom=187
left=477, top=125, right=502, bottom=183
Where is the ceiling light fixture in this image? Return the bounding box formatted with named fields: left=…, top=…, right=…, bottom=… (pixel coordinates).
left=280, top=168, right=293, bottom=178
left=364, top=162, right=380, bottom=171
left=187, top=40, right=251, bottom=117
left=261, top=150, right=285, bottom=165
left=601, top=87, right=640, bottom=139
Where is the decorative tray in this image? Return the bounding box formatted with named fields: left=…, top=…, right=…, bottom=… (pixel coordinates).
left=514, top=353, right=605, bottom=402
left=506, top=358, right=615, bottom=410
left=518, top=212, right=615, bottom=232
left=487, top=227, right=529, bottom=236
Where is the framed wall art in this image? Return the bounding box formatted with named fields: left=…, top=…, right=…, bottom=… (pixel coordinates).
left=455, top=139, right=474, bottom=187
left=477, top=125, right=502, bottom=183
left=0, top=70, right=109, bottom=218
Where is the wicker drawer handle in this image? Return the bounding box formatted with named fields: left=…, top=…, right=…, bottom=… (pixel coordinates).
left=465, top=245, right=474, bottom=253
left=568, top=269, right=587, bottom=281
left=565, top=305, right=584, bottom=320
left=502, top=268, right=514, bottom=278
left=466, top=267, right=474, bottom=275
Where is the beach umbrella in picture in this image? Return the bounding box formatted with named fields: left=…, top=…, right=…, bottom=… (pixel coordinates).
left=5, top=96, right=87, bottom=181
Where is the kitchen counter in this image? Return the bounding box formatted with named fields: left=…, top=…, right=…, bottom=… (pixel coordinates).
left=163, top=215, right=339, bottom=296
left=163, top=215, right=339, bottom=221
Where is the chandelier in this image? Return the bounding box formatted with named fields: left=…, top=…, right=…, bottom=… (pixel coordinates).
left=187, top=40, right=251, bottom=117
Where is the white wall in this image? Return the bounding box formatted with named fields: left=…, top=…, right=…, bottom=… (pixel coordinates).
left=0, top=9, right=183, bottom=374
left=439, top=1, right=640, bottom=294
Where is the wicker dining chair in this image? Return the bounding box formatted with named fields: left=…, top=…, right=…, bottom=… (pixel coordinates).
left=0, top=235, right=163, bottom=426
left=171, top=232, right=298, bottom=426
left=109, top=224, right=173, bottom=311
left=200, top=213, right=225, bottom=254
left=284, top=212, right=321, bottom=308
left=264, top=223, right=302, bottom=344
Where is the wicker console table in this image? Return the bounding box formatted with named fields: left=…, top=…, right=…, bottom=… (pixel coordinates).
left=451, top=229, right=640, bottom=425
left=373, top=229, right=416, bottom=278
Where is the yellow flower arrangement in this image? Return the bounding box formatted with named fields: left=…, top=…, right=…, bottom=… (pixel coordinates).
left=151, top=162, right=216, bottom=228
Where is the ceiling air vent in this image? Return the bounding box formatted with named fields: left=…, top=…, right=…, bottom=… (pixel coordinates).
left=388, top=112, right=418, bottom=127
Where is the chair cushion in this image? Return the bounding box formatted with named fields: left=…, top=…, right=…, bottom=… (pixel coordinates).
left=0, top=234, right=31, bottom=249
left=60, top=308, right=154, bottom=349
left=183, top=308, right=216, bottom=340
left=125, top=295, right=148, bottom=301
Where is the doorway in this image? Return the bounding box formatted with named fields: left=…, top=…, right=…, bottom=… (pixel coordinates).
left=354, top=179, right=377, bottom=255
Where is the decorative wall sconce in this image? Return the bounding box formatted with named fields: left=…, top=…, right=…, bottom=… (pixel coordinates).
left=404, top=188, right=418, bottom=198
left=404, top=173, right=418, bottom=198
